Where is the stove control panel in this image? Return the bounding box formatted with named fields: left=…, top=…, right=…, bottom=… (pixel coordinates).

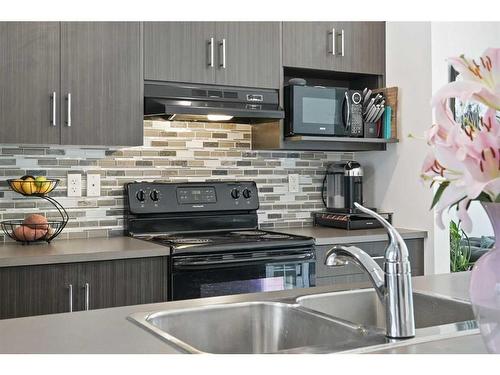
left=126, top=181, right=259, bottom=214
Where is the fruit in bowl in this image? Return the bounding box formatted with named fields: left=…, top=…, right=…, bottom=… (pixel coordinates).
left=34, top=176, right=51, bottom=194
left=19, top=175, right=37, bottom=195
left=12, top=226, right=47, bottom=241
left=11, top=214, right=50, bottom=241
left=9, top=175, right=55, bottom=195
left=24, top=214, right=49, bottom=230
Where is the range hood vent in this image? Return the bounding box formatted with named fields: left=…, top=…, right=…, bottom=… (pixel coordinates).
left=144, top=81, right=284, bottom=123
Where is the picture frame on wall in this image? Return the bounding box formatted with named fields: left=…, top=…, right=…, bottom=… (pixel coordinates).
left=448, top=65, right=489, bottom=126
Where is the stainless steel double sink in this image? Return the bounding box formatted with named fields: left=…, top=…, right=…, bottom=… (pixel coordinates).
left=129, top=288, right=477, bottom=354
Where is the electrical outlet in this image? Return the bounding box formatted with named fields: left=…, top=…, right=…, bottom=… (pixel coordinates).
left=86, top=173, right=101, bottom=197
left=67, top=173, right=82, bottom=197
left=288, top=174, right=300, bottom=193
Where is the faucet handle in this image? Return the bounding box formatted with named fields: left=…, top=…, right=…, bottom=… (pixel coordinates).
left=353, top=203, right=409, bottom=262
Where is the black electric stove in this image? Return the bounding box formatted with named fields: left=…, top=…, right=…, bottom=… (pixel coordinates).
left=125, top=181, right=316, bottom=301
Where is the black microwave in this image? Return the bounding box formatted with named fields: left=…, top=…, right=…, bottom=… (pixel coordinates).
left=284, top=85, right=363, bottom=137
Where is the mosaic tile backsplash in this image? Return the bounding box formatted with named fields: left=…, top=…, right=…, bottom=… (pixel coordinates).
left=0, top=120, right=352, bottom=241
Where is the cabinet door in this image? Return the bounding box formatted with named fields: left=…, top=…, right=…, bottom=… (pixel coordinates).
left=144, top=22, right=216, bottom=84
left=283, top=22, right=385, bottom=75
left=215, top=22, right=281, bottom=89
left=315, top=238, right=425, bottom=286
left=80, top=257, right=168, bottom=311
left=0, top=263, right=80, bottom=320
left=60, top=22, right=143, bottom=146
left=0, top=22, right=60, bottom=144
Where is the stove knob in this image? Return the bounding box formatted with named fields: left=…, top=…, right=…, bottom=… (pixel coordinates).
left=136, top=190, right=146, bottom=202
left=150, top=190, right=160, bottom=202
left=231, top=188, right=241, bottom=199
left=242, top=189, right=252, bottom=199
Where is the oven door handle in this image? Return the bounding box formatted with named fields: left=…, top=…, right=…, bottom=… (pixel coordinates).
left=173, top=251, right=316, bottom=269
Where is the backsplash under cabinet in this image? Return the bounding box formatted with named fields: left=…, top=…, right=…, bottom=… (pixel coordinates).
left=0, top=120, right=352, bottom=241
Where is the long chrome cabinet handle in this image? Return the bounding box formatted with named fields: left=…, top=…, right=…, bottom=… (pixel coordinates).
left=219, top=38, right=226, bottom=68
left=68, top=284, right=73, bottom=312
left=341, top=29, right=345, bottom=56
left=66, top=93, right=71, bottom=127
left=329, top=28, right=336, bottom=55
left=51, top=92, right=57, bottom=126
left=84, top=282, right=90, bottom=311
left=207, top=37, right=214, bottom=67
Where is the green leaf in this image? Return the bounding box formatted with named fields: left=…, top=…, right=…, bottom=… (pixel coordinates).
left=431, top=181, right=450, bottom=209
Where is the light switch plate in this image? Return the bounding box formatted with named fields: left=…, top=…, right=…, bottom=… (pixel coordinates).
left=67, top=173, right=82, bottom=197
left=288, top=174, right=300, bottom=193
left=86, top=173, right=101, bottom=197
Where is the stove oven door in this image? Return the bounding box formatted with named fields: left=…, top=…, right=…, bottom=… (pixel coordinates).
left=170, top=248, right=316, bottom=301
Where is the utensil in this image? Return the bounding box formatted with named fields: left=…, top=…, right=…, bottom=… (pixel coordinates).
left=363, top=89, right=372, bottom=106
left=364, top=98, right=375, bottom=115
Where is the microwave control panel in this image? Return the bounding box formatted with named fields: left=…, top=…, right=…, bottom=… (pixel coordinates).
left=349, top=91, right=364, bottom=136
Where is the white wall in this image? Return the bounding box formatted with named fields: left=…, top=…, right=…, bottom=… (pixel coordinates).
left=357, top=22, right=439, bottom=273
left=359, top=22, right=498, bottom=275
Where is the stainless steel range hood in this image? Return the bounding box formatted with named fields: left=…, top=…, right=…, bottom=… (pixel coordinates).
left=144, top=81, right=284, bottom=123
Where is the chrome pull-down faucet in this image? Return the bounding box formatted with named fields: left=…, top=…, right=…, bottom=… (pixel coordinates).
left=324, top=203, right=415, bottom=339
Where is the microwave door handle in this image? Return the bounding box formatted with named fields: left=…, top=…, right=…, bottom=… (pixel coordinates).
left=343, top=92, right=350, bottom=131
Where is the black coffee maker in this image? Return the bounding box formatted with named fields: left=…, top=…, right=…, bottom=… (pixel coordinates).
left=317, top=161, right=392, bottom=229
left=322, top=161, right=364, bottom=213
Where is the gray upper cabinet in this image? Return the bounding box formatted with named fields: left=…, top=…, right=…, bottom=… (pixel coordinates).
left=144, top=22, right=216, bottom=84
left=144, top=22, right=281, bottom=89
left=282, top=22, right=385, bottom=75
left=0, top=22, right=143, bottom=147
left=0, top=22, right=60, bottom=145
left=214, top=22, right=281, bottom=89
left=60, top=22, right=143, bottom=146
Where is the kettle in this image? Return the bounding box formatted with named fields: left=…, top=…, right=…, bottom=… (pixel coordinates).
left=322, top=161, right=363, bottom=213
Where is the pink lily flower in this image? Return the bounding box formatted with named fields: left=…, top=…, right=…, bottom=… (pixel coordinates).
left=422, top=48, right=500, bottom=232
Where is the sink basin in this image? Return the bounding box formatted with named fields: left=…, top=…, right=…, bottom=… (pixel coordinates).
left=296, top=289, right=475, bottom=330
left=129, top=301, right=387, bottom=353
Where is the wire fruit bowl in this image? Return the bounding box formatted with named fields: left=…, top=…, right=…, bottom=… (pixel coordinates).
left=1, top=220, right=66, bottom=244
left=2, top=177, right=68, bottom=244
left=7, top=178, right=59, bottom=196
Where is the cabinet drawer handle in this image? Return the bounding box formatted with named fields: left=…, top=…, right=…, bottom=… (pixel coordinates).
left=207, top=37, right=214, bottom=67
left=51, top=92, right=57, bottom=126
left=84, top=282, right=90, bottom=311
left=219, top=38, right=226, bottom=68
left=340, top=29, right=345, bottom=56
left=329, top=28, right=336, bottom=55
left=68, top=284, right=73, bottom=312
left=66, top=93, right=71, bottom=127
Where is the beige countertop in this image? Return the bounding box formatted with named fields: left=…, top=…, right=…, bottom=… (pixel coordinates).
left=0, top=237, right=169, bottom=268
left=0, top=227, right=427, bottom=268
left=279, top=226, right=427, bottom=245
left=0, top=272, right=485, bottom=354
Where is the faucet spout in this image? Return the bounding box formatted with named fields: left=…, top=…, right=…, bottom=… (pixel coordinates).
left=325, top=245, right=385, bottom=300
left=324, top=203, right=416, bottom=339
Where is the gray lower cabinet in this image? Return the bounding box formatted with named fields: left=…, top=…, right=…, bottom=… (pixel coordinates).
left=214, top=22, right=281, bottom=89
left=60, top=22, right=143, bottom=146
left=81, top=257, right=168, bottom=311
left=314, top=239, right=424, bottom=287
left=282, top=22, right=385, bottom=75
left=0, top=262, right=79, bottom=319
left=0, top=256, right=168, bottom=320
left=0, top=22, right=60, bottom=145
left=144, top=22, right=216, bottom=85
left=144, top=22, right=281, bottom=89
